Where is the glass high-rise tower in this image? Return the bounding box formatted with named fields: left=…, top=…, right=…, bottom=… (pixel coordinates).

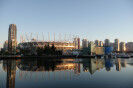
left=8, top=24, right=17, bottom=54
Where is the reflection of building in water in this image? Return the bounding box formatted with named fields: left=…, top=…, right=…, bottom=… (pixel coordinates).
left=105, top=59, right=127, bottom=71
left=116, top=59, right=121, bottom=71
left=53, top=63, right=80, bottom=73
left=3, top=60, right=8, bottom=72
left=6, top=60, right=16, bottom=88
left=121, top=60, right=127, bottom=67
left=83, top=59, right=105, bottom=75
left=0, top=60, right=2, bottom=64
left=105, top=59, right=114, bottom=71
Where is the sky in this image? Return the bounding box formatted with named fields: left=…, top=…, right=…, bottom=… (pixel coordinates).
left=0, top=0, right=133, bottom=48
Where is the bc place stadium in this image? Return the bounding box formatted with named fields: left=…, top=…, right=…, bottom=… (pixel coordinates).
left=18, top=38, right=80, bottom=55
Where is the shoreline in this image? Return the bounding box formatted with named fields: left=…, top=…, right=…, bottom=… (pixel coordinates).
left=0, top=55, right=132, bottom=60
left=0, top=55, right=96, bottom=59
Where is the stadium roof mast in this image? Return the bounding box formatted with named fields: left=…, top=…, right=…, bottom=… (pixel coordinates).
left=59, top=33, right=61, bottom=43
left=21, top=34, right=24, bottom=43
left=70, top=34, right=72, bottom=43
left=67, top=34, right=71, bottom=43
left=23, top=35, right=25, bottom=42
left=25, top=33, right=32, bottom=50
left=30, top=32, right=32, bottom=42
left=48, top=32, right=50, bottom=42
left=54, top=32, right=55, bottom=43
left=42, top=33, right=44, bottom=42
left=20, top=34, right=22, bottom=43
left=36, top=33, right=38, bottom=42
left=26, top=33, right=30, bottom=42
left=64, top=34, right=66, bottom=43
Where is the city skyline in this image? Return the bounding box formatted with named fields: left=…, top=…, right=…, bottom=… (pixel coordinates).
left=1, top=24, right=133, bottom=49
left=0, top=0, right=133, bottom=48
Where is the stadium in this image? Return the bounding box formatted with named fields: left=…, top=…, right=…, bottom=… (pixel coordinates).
left=18, top=41, right=76, bottom=55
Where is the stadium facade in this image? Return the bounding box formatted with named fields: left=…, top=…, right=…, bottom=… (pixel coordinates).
left=18, top=41, right=77, bottom=55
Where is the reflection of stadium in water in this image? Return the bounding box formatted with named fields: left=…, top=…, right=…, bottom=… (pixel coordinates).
left=17, top=59, right=81, bottom=74
left=1, top=58, right=132, bottom=88
left=16, top=59, right=81, bottom=81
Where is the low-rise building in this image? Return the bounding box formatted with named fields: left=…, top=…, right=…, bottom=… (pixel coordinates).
left=3, top=40, right=8, bottom=52
left=95, top=47, right=105, bottom=55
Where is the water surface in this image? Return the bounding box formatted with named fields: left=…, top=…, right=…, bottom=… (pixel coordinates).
left=0, top=58, right=133, bottom=88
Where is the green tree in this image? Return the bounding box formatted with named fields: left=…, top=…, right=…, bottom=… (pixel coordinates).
left=51, top=44, right=56, bottom=55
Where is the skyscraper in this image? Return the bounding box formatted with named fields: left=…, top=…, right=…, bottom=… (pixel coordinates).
left=95, top=40, right=100, bottom=47
left=77, top=38, right=80, bottom=49
left=8, top=24, right=17, bottom=54
left=82, top=39, right=88, bottom=48
left=99, top=41, right=103, bottom=47
left=104, top=39, right=110, bottom=47
left=120, top=42, right=126, bottom=52
left=114, top=39, right=120, bottom=52
left=74, top=37, right=80, bottom=49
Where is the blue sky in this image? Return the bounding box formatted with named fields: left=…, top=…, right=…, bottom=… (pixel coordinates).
left=0, top=0, right=133, bottom=47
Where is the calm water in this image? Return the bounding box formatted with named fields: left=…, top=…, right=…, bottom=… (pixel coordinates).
left=0, top=58, right=133, bottom=88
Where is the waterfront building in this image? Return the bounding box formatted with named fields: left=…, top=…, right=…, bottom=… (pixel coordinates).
left=104, top=39, right=110, bottom=47
left=99, top=41, right=103, bottom=47
left=72, top=49, right=81, bottom=55
left=8, top=24, right=17, bottom=54
left=120, top=42, right=126, bottom=52
left=82, top=47, right=90, bottom=55
left=95, top=40, right=100, bottom=47
left=126, top=42, right=133, bottom=52
left=74, top=37, right=80, bottom=49
left=3, top=40, right=8, bottom=52
left=95, top=47, right=105, bottom=55
left=105, top=47, right=113, bottom=55
left=88, top=41, right=96, bottom=55
left=82, top=39, right=88, bottom=48
left=114, top=39, right=120, bottom=52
